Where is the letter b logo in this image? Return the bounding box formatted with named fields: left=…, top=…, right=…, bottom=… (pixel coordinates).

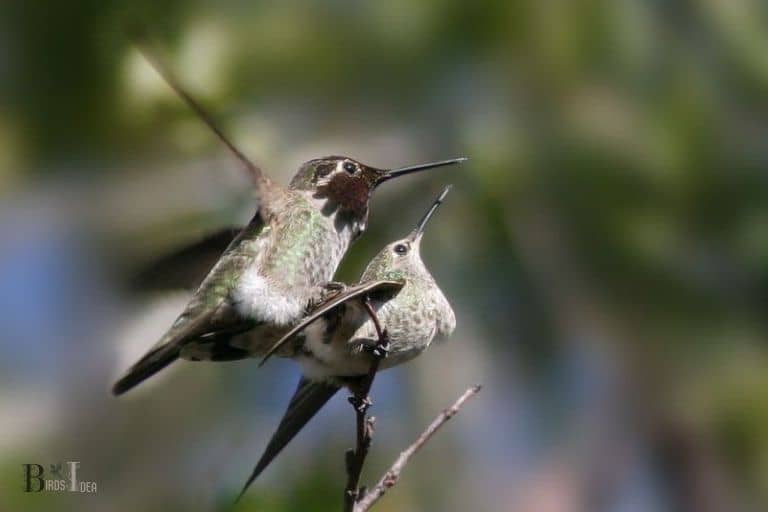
left=23, top=464, right=44, bottom=492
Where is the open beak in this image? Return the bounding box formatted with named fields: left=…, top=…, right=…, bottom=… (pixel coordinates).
left=407, top=185, right=452, bottom=242
left=376, top=157, right=467, bottom=185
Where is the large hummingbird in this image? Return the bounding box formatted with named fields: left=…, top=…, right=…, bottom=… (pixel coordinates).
left=112, top=42, right=465, bottom=395
left=237, top=186, right=456, bottom=498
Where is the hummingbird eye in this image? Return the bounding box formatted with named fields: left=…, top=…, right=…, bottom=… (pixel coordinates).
left=343, top=162, right=357, bottom=174
left=394, top=243, right=409, bottom=255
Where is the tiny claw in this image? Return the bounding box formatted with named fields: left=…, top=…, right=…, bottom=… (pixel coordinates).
left=365, top=416, right=376, bottom=437
left=348, top=395, right=373, bottom=413
left=323, top=281, right=347, bottom=292
left=306, top=282, right=348, bottom=311
left=371, top=345, right=389, bottom=359
left=370, top=330, right=391, bottom=359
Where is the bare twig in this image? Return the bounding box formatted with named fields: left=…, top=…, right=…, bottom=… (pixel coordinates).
left=342, top=298, right=481, bottom=511
left=353, top=385, right=482, bottom=511
left=343, top=298, right=389, bottom=512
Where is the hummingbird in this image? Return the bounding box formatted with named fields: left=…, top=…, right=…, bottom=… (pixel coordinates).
left=112, top=41, right=466, bottom=395
left=237, top=186, right=456, bottom=498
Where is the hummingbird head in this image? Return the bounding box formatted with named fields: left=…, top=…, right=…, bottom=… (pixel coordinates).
left=361, top=185, right=451, bottom=282
left=290, top=156, right=465, bottom=238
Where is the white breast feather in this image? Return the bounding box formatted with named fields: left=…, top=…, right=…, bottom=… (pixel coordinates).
left=233, top=269, right=305, bottom=326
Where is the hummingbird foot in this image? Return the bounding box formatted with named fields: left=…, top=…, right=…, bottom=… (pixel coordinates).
left=348, top=395, right=373, bottom=413
left=371, top=340, right=390, bottom=359
left=360, top=297, right=390, bottom=359
left=323, top=281, right=347, bottom=293
left=364, top=329, right=390, bottom=359
left=306, top=281, right=348, bottom=311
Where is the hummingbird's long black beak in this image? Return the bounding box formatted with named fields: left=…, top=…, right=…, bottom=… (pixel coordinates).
left=408, top=185, right=452, bottom=242
left=378, top=157, right=467, bottom=184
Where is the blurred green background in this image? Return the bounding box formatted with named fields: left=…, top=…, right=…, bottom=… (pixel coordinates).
left=1, top=1, right=768, bottom=511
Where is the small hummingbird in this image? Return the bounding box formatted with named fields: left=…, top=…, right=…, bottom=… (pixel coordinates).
left=112, top=41, right=466, bottom=395
left=237, top=186, right=456, bottom=498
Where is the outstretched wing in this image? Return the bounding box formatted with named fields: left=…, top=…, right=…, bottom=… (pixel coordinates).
left=131, top=226, right=244, bottom=292
left=131, top=30, right=270, bottom=190
left=259, top=279, right=405, bottom=366
left=236, top=377, right=340, bottom=501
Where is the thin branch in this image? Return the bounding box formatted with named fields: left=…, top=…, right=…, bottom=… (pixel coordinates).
left=342, top=298, right=482, bottom=511
left=343, top=298, right=389, bottom=512
left=354, top=385, right=483, bottom=512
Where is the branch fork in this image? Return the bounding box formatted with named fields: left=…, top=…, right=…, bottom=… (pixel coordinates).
left=342, top=297, right=481, bottom=512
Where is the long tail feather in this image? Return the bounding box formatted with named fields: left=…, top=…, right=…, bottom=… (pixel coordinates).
left=112, top=310, right=215, bottom=395
left=112, top=343, right=180, bottom=395
left=236, top=377, right=339, bottom=501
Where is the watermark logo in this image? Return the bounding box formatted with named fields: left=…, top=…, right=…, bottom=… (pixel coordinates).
left=23, top=461, right=97, bottom=493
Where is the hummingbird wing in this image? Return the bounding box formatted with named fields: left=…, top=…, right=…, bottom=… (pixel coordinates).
left=130, top=226, right=244, bottom=292
left=115, top=212, right=274, bottom=395
left=259, top=279, right=405, bottom=365
left=237, top=376, right=340, bottom=501
left=132, top=31, right=273, bottom=193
